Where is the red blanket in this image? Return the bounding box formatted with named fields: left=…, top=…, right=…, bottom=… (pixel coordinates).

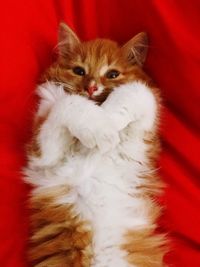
left=0, top=1, right=199, bottom=266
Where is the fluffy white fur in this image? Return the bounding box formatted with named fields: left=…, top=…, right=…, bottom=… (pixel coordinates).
left=25, top=81, right=157, bottom=267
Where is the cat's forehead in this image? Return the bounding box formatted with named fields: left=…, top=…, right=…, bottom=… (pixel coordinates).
left=75, top=39, right=123, bottom=68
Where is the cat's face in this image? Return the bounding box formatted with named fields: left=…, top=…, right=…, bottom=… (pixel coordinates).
left=44, top=23, right=149, bottom=103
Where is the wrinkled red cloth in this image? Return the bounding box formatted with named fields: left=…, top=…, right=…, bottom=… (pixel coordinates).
left=0, top=1, right=199, bottom=266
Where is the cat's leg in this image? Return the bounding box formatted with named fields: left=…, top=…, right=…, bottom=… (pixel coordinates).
left=29, top=83, right=75, bottom=167
left=31, top=93, right=120, bottom=167
left=32, top=119, right=74, bottom=167
left=100, top=81, right=167, bottom=267
left=31, top=84, right=122, bottom=167
left=43, top=94, right=120, bottom=154
left=101, top=81, right=158, bottom=133
left=27, top=83, right=94, bottom=266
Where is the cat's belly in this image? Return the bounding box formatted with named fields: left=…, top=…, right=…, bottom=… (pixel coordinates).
left=84, top=181, right=149, bottom=267
left=56, top=151, right=150, bottom=267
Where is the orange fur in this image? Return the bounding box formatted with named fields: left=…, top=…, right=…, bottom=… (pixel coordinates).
left=28, top=185, right=92, bottom=267
left=122, top=227, right=167, bottom=267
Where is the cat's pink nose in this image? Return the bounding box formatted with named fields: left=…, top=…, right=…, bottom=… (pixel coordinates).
left=87, top=85, right=98, bottom=96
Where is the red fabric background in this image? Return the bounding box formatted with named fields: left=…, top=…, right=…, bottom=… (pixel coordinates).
left=0, top=1, right=199, bottom=266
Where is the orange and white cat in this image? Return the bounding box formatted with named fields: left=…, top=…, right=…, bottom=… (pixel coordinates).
left=24, top=23, right=167, bottom=267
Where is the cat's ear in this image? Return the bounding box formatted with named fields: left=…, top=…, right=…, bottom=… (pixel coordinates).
left=122, top=32, right=148, bottom=66
left=58, top=22, right=80, bottom=56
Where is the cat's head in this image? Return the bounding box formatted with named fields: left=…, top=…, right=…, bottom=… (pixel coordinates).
left=44, top=23, right=149, bottom=103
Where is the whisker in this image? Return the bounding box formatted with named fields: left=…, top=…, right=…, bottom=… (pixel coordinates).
left=54, top=81, right=74, bottom=90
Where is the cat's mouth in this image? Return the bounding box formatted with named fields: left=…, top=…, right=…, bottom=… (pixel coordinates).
left=90, top=88, right=113, bottom=104
left=61, top=82, right=113, bottom=104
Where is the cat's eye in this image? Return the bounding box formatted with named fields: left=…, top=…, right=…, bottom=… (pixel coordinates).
left=106, top=69, right=120, bottom=79
left=73, top=66, right=86, bottom=76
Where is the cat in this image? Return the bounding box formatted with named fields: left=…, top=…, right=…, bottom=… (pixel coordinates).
left=24, top=22, right=167, bottom=267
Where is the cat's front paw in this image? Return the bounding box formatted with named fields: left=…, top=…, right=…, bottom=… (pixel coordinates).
left=94, top=124, right=120, bottom=153
left=87, top=119, right=120, bottom=153
left=75, top=121, right=120, bottom=153
left=76, top=128, right=96, bottom=149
